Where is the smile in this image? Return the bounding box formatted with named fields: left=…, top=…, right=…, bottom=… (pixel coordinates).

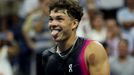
left=51, top=28, right=62, bottom=39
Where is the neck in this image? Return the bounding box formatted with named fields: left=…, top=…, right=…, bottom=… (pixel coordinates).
left=57, top=33, right=77, bottom=52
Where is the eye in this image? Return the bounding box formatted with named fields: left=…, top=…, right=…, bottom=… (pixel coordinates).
left=49, top=17, right=53, bottom=21
left=56, top=16, right=64, bottom=21
left=57, top=17, right=64, bottom=20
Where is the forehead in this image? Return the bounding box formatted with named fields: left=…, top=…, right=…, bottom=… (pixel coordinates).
left=49, top=9, right=70, bottom=17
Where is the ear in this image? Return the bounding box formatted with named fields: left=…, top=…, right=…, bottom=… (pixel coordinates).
left=72, top=19, right=79, bottom=30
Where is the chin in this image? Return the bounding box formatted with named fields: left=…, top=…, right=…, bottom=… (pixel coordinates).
left=53, top=38, right=61, bottom=42
left=54, top=38, right=66, bottom=43
left=54, top=40, right=61, bottom=42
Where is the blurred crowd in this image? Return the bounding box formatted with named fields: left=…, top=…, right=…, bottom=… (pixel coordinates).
left=0, top=0, right=133, bottom=75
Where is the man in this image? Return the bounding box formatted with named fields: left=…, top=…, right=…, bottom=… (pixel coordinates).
left=110, top=39, right=134, bottom=75
left=117, top=0, right=134, bottom=54
left=37, top=0, right=110, bottom=75
left=23, top=0, right=53, bottom=51
left=23, top=0, right=54, bottom=75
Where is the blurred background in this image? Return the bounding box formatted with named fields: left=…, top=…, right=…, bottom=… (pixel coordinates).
left=0, top=0, right=133, bottom=75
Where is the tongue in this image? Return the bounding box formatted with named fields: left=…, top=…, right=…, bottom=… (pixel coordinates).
left=51, top=30, right=59, bottom=37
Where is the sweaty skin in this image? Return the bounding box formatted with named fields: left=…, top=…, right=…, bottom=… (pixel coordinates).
left=85, top=41, right=110, bottom=75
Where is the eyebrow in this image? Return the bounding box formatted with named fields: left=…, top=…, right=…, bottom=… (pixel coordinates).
left=49, top=15, right=65, bottom=18
left=56, top=15, right=64, bottom=18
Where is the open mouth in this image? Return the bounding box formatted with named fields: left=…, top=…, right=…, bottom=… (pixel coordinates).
left=51, top=28, right=62, bottom=39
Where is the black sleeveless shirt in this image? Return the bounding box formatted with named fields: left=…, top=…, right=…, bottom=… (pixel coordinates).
left=36, top=37, right=91, bottom=75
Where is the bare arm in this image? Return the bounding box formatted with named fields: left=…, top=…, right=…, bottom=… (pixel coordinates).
left=85, top=41, right=110, bottom=75
left=22, top=15, right=36, bottom=50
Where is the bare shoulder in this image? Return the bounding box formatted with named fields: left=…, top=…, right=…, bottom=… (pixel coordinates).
left=85, top=40, right=107, bottom=56
left=84, top=40, right=110, bottom=75
left=85, top=40, right=108, bottom=65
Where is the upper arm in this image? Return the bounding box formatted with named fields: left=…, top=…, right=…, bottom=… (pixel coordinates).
left=22, top=15, right=33, bottom=32
left=85, top=41, right=110, bottom=75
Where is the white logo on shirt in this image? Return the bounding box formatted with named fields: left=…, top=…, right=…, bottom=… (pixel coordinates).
left=69, top=64, right=73, bottom=72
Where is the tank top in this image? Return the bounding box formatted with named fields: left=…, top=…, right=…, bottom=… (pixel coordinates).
left=39, top=37, right=91, bottom=75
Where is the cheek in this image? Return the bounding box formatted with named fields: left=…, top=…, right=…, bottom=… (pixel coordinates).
left=62, top=23, right=73, bottom=31
left=62, top=27, right=72, bottom=36
left=61, top=27, right=73, bottom=39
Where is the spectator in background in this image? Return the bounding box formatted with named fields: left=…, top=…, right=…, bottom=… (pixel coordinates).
left=0, top=17, right=18, bottom=75
left=84, top=0, right=125, bottom=19
left=106, top=18, right=121, bottom=56
left=117, top=0, right=134, bottom=54
left=22, top=0, right=54, bottom=75
left=86, top=0, right=97, bottom=19
left=77, top=0, right=96, bottom=39
left=0, top=43, right=13, bottom=75
left=87, top=11, right=107, bottom=43
left=95, top=0, right=125, bottom=19
left=19, top=0, right=39, bottom=19
left=117, top=0, right=134, bottom=27
left=23, top=0, right=54, bottom=52
left=0, top=0, right=22, bottom=16
left=110, top=38, right=134, bottom=75
left=81, top=0, right=107, bottom=43
left=86, top=0, right=97, bottom=10
left=77, top=10, right=91, bottom=38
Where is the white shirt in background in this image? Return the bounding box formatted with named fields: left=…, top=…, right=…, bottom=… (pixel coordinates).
left=95, top=0, right=124, bottom=9
left=0, top=46, right=13, bottom=75
left=77, top=10, right=91, bottom=38
left=87, top=28, right=107, bottom=43
left=19, top=0, right=39, bottom=18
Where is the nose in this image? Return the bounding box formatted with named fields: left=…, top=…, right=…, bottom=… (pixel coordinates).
left=48, top=20, right=59, bottom=28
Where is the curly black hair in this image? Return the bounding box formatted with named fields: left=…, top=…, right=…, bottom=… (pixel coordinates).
left=49, top=0, right=83, bottom=22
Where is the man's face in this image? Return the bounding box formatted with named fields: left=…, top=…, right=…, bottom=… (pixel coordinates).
left=92, top=16, right=104, bottom=29
left=49, top=9, right=77, bottom=42
left=118, top=41, right=128, bottom=57
left=106, top=19, right=119, bottom=34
